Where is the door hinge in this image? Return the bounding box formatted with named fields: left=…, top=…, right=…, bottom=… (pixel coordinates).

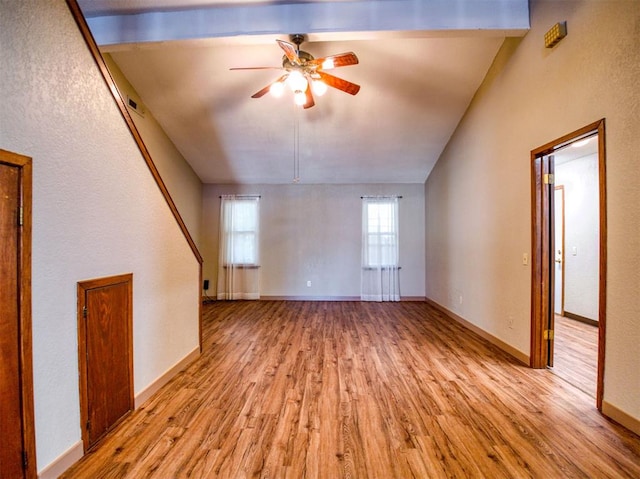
left=83, top=306, right=87, bottom=319
left=18, top=206, right=24, bottom=226
left=543, top=173, right=555, bottom=185
left=544, top=329, right=555, bottom=340
left=22, top=451, right=28, bottom=469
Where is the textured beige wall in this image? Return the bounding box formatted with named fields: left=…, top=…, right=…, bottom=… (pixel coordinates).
left=1, top=0, right=200, bottom=470
left=202, top=183, right=425, bottom=298
left=104, top=55, right=203, bottom=249
left=425, top=0, right=639, bottom=420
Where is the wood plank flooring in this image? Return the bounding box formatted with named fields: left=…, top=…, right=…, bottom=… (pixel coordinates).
left=61, top=301, right=640, bottom=478
left=551, top=314, right=598, bottom=397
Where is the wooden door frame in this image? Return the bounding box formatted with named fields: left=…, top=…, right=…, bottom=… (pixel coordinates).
left=77, top=273, right=134, bottom=451
left=530, top=119, right=607, bottom=410
left=0, top=149, right=36, bottom=478
left=554, top=185, right=565, bottom=316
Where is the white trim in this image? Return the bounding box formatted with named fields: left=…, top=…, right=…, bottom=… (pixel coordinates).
left=38, top=441, right=83, bottom=479
left=38, top=348, right=200, bottom=478
left=135, top=347, right=200, bottom=408
left=602, top=401, right=640, bottom=436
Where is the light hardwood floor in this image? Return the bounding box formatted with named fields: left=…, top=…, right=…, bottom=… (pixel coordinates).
left=61, top=301, right=640, bottom=478
left=551, top=314, right=598, bottom=397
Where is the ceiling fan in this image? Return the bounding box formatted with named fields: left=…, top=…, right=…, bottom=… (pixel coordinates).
left=231, top=34, right=360, bottom=109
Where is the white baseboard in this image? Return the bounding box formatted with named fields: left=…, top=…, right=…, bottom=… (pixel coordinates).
left=38, top=441, right=83, bottom=479
left=38, top=347, right=201, bottom=478
left=602, top=401, right=640, bottom=436
left=425, top=297, right=529, bottom=365
left=135, top=346, right=200, bottom=408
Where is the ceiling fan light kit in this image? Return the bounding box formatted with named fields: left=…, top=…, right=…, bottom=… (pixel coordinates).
left=287, top=70, right=308, bottom=92
left=231, top=33, right=360, bottom=109
left=312, top=79, right=328, bottom=96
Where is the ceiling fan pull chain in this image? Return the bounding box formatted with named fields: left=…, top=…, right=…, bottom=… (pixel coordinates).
left=293, top=105, right=300, bottom=183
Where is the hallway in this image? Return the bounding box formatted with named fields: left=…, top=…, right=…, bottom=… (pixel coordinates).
left=551, top=314, right=598, bottom=398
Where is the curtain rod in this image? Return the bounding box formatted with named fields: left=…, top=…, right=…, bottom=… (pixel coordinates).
left=219, top=195, right=261, bottom=198
left=360, top=195, right=403, bottom=199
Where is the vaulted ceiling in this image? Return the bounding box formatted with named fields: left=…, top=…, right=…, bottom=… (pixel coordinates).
left=77, top=0, right=529, bottom=184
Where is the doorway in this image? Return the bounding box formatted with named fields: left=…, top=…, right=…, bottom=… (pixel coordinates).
left=530, top=119, right=606, bottom=410
left=0, top=149, right=36, bottom=478
left=78, top=274, right=134, bottom=451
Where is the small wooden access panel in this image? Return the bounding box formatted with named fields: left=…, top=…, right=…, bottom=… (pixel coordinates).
left=78, top=274, right=133, bottom=450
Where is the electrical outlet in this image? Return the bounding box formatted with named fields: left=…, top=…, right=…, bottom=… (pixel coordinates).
left=508, top=316, right=514, bottom=329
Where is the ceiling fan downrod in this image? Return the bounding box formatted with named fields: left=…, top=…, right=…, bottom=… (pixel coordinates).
left=290, top=34, right=305, bottom=54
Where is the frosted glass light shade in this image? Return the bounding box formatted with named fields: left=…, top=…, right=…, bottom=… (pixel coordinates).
left=269, top=81, right=284, bottom=97
left=312, top=80, right=327, bottom=96
left=322, top=59, right=335, bottom=70
left=294, top=90, right=307, bottom=106
left=287, top=71, right=308, bottom=92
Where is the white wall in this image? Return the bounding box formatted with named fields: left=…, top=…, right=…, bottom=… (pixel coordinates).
left=425, top=0, right=639, bottom=423
left=556, top=154, right=599, bottom=320
left=104, top=54, right=203, bottom=248
left=1, top=1, right=200, bottom=472
left=202, top=184, right=425, bottom=298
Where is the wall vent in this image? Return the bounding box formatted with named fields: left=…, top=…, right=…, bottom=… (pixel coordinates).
left=126, top=95, right=145, bottom=117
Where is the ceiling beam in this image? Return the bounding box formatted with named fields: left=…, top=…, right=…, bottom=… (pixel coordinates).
left=81, top=0, right=529, bottom=47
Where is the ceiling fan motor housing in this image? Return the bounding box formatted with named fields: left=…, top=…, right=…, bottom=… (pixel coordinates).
left=282, top=50, right=314, bottom=69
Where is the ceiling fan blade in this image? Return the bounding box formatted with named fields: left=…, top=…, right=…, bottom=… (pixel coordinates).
left=276, top=39, right=301, bottom=65
left=251, top=74, right=288, bottom=98
left=303, top=87, right=315, bottom=109
left=317, top=71, right=360, bottom=95
left=309, top=52, right=359, bottom=69
left=230, top=66, right=282, bottom=71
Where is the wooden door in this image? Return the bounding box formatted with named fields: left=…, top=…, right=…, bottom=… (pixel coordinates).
left=0, top=150, right=35, bottom=479
left=530, top=120, right=607, bottom=410
left=1, top=158, right=26, bottom=478
left=78, top=274, right=133, bottom=450
left=546, top=154, right=556, bottom=367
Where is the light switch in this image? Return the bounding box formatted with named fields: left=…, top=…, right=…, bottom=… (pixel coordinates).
left=572, top=246, right=578, bottom=256
left=522, top=253, right=529, bottom=265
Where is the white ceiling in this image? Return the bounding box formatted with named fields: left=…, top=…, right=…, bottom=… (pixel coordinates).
left=555, top=135, right=599, bottom=165
left=77, top=1, right=529, bottom=185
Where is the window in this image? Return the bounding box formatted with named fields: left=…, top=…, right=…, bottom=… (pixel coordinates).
left=221, top=197, right=259, bottom=266
left=362, top=198, right=399, bottom=268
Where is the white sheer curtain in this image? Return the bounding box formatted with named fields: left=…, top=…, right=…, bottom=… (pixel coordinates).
left=217, top=196, right=261, bottom=300
left=361, top=197, right=400, bottom=301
